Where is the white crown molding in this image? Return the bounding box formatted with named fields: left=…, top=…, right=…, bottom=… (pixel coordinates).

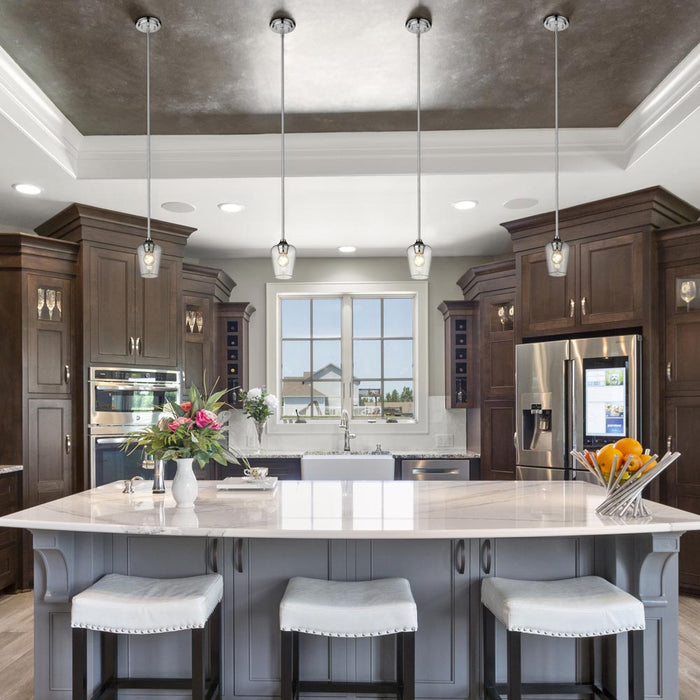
left=0, top=45, right=82, bottom=177
left=1, top=41, right=699, bottom=180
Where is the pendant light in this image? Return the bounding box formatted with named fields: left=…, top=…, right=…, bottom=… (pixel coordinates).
left=135, top=16, right=162, bottom=279
left=406, top=17, right=432, bottom=280
left=543, top=14, right=570, bottom=277
left=270, top=17, right=296, bottom=279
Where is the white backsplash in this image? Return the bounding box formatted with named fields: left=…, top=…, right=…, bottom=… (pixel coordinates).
left=227, top=396, right=466, bottom=454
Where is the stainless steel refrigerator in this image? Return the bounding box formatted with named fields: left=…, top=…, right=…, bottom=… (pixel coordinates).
left=515, top=334, right=641, bottom=480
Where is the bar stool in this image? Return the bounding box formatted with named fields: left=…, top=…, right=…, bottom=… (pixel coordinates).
left=482, top=575, right=645, bottom=700
left=280, top=577, right=418, bottom=700
left=71, top=573, right=223, bottom=700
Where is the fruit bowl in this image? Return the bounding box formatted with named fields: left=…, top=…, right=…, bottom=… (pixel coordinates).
left=571, top=438, right=680, bottom=518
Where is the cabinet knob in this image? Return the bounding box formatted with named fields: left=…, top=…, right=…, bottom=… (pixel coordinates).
left=65, top=434, right=72, bottom=454
left=64, top=364, right=70, bottom=384
left=234, top=538, right=243, bottom=573
left=455, top=539, right=466, bottom=575
left=569, top=299, right=575, bottom=317
left=129, top=336, right=135, bottom=355
left=135, top=336, right=142, bottom=355
left=666, top=362, right=672, bottom=382
left=581, top=296, right=587, bottom=316
left=481, top=539, right=492, bottom=574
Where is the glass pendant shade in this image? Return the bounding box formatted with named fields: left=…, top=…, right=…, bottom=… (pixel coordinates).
left=271, top=240, right=296, bottom=279
left=544, top=237, right=570, bottom=277
left=137, top=238, right=162, bottom=278
left=407, top=240, right=432, bottom=280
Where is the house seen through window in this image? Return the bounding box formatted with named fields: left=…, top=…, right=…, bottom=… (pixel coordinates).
left=280, top=296, right=415, bottom=421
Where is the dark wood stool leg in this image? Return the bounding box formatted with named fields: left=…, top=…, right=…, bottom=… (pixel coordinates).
left=506, top=631, right=522, bottom=700
left=401, top=632, right=415, bottom=700
left=483, top=606, right=497, bottom=699
left=396, top=632, right=404, bottom=699
left=192, top=627, right=206, bottom=700
left=628, top=630, right=644, bottom=700
left=292, top=631, right=299, bottom=700
left=281, top=631, right=294, bottom=700
left=72, top=627, right=88, bottom=700
left=101, top=632, right=117, bottom=700
left=209, top=603, right=222, bottom=698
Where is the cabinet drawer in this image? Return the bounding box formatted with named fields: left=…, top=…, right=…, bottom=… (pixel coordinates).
left=0, top=543, right=17, bottom=591
left=0, top=475, right=18, bottom=515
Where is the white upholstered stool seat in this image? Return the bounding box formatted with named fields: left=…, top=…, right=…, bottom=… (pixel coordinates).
left=71, top=572, right=223, bottom=634
left=481, top=575, right=645, bottom=638
left=280, top=577, right=418, bottom=638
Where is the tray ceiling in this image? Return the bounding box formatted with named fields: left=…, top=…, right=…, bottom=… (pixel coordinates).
left=1, top=0, right=698, bottom=136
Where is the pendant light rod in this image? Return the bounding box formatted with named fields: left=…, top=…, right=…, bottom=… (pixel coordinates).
left=271, top=17, right=295, bottom=244
left=544, top=14, right=568, bottom=242
left=406, top=17, right=431, bottom=244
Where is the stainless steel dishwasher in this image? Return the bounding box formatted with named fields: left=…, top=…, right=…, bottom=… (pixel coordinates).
left=401, top=459, right=476, bottom=480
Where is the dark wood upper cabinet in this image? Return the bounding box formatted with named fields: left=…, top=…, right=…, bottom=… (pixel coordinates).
left=505, top=186, right=698, bottom=339
left=216, top=303, right=256, bottom=407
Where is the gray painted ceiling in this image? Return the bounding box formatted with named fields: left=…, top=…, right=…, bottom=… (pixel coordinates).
left=1, top=0, right=699, bottom=135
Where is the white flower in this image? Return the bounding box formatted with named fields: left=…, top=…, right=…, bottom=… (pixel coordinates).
left=246, top=387, right=262, bottom=400
left=264, top=394, right=279, bottom=410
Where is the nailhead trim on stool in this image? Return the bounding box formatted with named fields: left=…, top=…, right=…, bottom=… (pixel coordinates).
left=71, top=573, right=223, bottom=700
left=279, top=577, right=417, bottom=700
left=481, top=575, right=645, bottom=700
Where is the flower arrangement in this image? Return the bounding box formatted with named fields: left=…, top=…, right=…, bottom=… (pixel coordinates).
left=123, top=383, right=242, bottom=467
left=239, top=387, right=279, bottom=423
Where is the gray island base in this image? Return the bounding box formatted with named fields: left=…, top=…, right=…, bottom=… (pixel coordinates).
left=3, top=480, right=700, bottom=700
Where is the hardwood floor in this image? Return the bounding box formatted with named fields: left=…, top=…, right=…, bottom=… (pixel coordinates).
left=0, top=591, right=699, bottom=698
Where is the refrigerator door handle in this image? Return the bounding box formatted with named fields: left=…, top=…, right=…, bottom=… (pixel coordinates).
left=569, top=358, right=577, bottom=465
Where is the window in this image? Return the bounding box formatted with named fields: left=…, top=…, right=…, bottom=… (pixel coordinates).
left=267, top=282, right=428, bottom=433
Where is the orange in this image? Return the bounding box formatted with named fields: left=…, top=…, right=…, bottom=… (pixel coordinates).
left=624, top=455, right=643, bottom=473
left=639, top=454, right=657, bottom=474
left=597, top=445, right=624, bottom=474
left=614, top=437, right=643, bottom=457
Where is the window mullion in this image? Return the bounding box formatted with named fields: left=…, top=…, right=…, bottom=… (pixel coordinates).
left=341, top=294, right=353, bottom=415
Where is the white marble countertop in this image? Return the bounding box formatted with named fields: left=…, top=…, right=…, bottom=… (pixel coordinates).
left=0, top=465, right=23, bottom=475
left=2, top=480, right=700, bottom=539
left=241, top=450, right=480, bottom=459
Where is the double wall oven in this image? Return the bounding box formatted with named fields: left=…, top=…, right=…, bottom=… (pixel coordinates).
left=89, top=367, right=180, bottom=486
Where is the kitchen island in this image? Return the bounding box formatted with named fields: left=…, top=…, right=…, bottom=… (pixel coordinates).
left=2, top=480, right=700, bottom=700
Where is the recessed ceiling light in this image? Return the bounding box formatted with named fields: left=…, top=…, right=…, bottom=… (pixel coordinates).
left=338, top=246, right=356, bottom=254
left=218, top=202, right=245, bottom=213
left=12, top=183, right=42, bottom=195
left=503, top=197, right=539, bottom=210
left=452, top=200, right=478, bottom=210
left=161, top=201, right=196, bottom=213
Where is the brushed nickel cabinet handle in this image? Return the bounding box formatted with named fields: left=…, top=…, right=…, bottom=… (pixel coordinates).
left=581, top=297, right=587, bottom=316
left=481, top=539, right=492, bottom=574
left=455, top=539, right=466, bottom=575
left=129, top=336, right=135, bottom=355
left=667, top=436, right=672, bottom=453
left=65, top=434, right=72, bottom=454
left=64, top=364, right=70, bottom=383
left=569, top=299, right=575, bottom=317
left=135, top=337, right=142, bottom=355
left=667, top=362, right=672, bottom=382
left=234, top=538, right=243, bottom=573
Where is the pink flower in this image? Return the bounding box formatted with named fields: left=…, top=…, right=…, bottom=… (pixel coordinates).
left=180, top=401, right=192, bottom=413
left=168, top=416, right=193, bottom=432
left=195, top=409, right=222, bottom=430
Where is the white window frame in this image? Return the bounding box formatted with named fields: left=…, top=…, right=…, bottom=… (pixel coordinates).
left=266, top=281, right=429, bottom=435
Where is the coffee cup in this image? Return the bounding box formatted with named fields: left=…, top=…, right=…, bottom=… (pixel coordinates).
left=244, top=466, right=269, bottom=480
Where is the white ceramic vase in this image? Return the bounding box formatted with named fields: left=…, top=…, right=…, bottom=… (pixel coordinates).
left=172, top=458, right=198, bottom=508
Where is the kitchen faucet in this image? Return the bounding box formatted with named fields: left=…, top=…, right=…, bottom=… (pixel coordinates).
left=339, top=409, right=356, bottom=452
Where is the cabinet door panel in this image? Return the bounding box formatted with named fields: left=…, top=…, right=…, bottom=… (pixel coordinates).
left=579, top=233, right=643, bottom=326
left=519, top=249, right=576, bottom=335
left=231, top=538, right=343, bottom=697
left=184, top=294, right=213, bottom=390
left=136, top=257, right=179, bottom=366
left=88, top=247, right=135, bottom=363
left=664, top=398, right=700, bottom=593
left=665, top=265, right=700, bottom=393
left=362, top=540, right=470, bottom=698
left=26, top=398, right=72, bottom=505
left=481, top=401, right=515, bottom=479
left=27, top=275, right=72, bottom=394
left=487, top=339, right=514, bottom=397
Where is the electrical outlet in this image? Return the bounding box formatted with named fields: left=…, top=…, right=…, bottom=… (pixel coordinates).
left=436, top=434, right=454, bottom=448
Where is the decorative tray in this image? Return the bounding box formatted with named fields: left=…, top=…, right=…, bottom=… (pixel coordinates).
left=216, top=476, right=278, bottom=491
